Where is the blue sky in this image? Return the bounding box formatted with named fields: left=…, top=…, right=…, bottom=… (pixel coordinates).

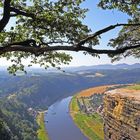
left=0, top=0, right=139, bottom=67
left=65, top=0, right=140, bottom=66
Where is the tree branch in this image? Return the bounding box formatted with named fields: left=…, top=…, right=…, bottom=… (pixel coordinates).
left=0, top=43, right=140, bottom=56
left=78, top=23, right=140, bottom=46
left=0, top=0, right=11, bottom=32
left=10, top=7, right=34, bottom=18
left=10, top=39, right=38, bottom=47
left=79, top=44, right=140, bottom=55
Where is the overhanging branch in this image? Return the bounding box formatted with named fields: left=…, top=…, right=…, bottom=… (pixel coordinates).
left=0, top=43, right=140, bottom=56
left=78, top=23, right=140, bottom=46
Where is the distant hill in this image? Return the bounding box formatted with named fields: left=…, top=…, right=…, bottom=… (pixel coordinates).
left=0, top=63, right=140, bottom=73
left=0, top=67, right=140, bottom=108
left=63, top=63, right=140, bottom=72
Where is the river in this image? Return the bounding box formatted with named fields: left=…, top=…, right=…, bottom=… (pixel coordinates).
left=44, top=96, right=89, bottom=140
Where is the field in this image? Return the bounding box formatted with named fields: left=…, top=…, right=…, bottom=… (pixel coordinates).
left=76, top=85, right=122, bottom=98
left=126, top=84, right=140, bottom=90
left=37, top=112, right=49, bottom=140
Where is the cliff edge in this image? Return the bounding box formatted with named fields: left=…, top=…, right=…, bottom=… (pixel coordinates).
left=104, top=88, right=140, bottom=140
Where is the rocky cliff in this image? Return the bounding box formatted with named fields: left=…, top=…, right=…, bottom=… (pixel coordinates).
left=104, top=88, right=140, bottom=140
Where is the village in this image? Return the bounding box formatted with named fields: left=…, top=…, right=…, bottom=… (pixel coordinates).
left=77, top=93, right=104, bottom=116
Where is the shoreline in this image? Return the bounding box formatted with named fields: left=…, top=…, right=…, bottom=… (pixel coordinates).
left=69, top=84, right=132, bottom=140
left=69, top=85, right=112, bottom=140
left=36, top=111, right=49, bottom=140
left=69, top=97, right=91, bottom=140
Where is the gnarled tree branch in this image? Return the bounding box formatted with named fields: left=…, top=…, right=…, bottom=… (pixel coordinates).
left=0, top=43, right=140, bottom=56
left=0, top=0, right=11, bottom=32
left=77, top=23, right=140, bottom=46
left=10, top=7, right=35, bottom=18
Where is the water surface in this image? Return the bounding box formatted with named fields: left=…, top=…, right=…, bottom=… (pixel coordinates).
left=45, top=96, right=89, bottom=140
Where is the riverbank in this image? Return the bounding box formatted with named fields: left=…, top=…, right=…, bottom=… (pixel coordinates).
left=69, top=85, right=116, bottom=140
left=37, top=111, right=49, bottom=140
left=70, top=84, right=138, bottom=140
left=70, top=96, right=104, bottom=140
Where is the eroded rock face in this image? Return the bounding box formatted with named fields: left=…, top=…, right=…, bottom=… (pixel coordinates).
left=104, top=89, right=140, bottom=140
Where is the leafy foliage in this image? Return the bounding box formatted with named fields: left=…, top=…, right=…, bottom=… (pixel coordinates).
left=98, top=0, right=140, bottom=61
left=107, top=20, right=140, bottom=61
left=0, top=0, right=92, bottom=73
left=0, top=118, right=13, bottom=140
left=0, top=0, right=139, bottom=73
left=98, top=0, right=140, bottom=16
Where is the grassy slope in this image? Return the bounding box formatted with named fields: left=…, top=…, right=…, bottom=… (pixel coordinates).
left=126, top=84, right=140, bottom=90
left=70, top=96, right=104, bottom=140
left=70, top=86, right=115, bottom=140
left=37, top=112, right=49, bottom=140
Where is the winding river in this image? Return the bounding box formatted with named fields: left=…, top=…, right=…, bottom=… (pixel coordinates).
left=44, top=96, right=89, bottom=140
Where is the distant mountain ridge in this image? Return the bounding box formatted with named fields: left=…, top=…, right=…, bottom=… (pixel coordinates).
left=64, top=63, right=140, bottom=72
left=0, top=63, right=140, bottom=73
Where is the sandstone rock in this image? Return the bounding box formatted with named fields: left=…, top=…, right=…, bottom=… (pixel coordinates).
left=104, top=89, right=140, bottom=140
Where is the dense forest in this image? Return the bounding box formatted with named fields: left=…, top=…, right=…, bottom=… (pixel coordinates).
left=0, top=97, right=38, bottom=140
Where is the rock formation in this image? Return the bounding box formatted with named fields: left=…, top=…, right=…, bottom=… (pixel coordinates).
left=104, top=88, right=140, bottom=140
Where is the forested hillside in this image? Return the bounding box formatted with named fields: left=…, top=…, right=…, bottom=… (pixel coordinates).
left=0, top=97, right=38, bottom=140
left=1, top=68, right=140, bottom=107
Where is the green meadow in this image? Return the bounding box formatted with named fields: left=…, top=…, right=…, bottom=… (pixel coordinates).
left=70, top=96, right=104, bottom=140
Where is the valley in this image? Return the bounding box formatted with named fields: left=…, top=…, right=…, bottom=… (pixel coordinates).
left=0, top=64, right=140, bottom=140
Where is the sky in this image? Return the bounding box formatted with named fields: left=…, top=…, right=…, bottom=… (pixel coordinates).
left=65, top=0, right=140, bottom=66
left=0, top=0, right=139, bottom=67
